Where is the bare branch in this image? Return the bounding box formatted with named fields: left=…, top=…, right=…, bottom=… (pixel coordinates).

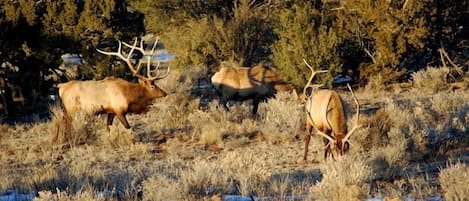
left=363, top=48, right=377, bottom=64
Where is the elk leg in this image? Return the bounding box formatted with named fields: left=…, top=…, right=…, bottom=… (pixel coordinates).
left=221, top=100, right=230, bottom=111
left=106, top=114, right=115, bottom=132
left=53, top=110, right=64, bottom=142
left=220, top=96, right=230, bottom=111
left=323, top=138, right=333, bottom=159
left=252, top=98, right=260, bottom=115
left=116, top=113, right=130, bottom=129
left=53, top=121, right=60, bottom=142
left=303, top=123, right=313, bottom=161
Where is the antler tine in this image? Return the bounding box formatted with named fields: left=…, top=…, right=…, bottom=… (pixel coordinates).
left=97, top=38, right=145, bottom=79
left=145, top=60, right=170, bottom=80
left=122, top=39, right=145, bottom=55
left=343, top=83, right=362, bottom=144
left=140, top=37, right=169, bottom=81
left=314, top=126, right=336, bottom=144
left=302, top=59, right=327, bottom=97
left=150, top=36, right=159, bottom=53
left=114, top=37, right=169, bottom=81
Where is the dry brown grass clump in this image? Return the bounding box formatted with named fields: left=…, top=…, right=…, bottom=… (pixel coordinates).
left=309, top=155, right=372, bottom=201
left=439, top=161, right=469, bottom=201
left=34, top=188, right=107, bottom=201
left=411, top=67, right=450, bottom=94
left=258, top=92, right=304, bottom=143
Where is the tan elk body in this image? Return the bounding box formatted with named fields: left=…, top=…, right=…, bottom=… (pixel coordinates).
left=302, top=60, right=361, bottom=160
left=211, top=63, right=295, bottom=114
left=54, top=37, right=169, bottom=141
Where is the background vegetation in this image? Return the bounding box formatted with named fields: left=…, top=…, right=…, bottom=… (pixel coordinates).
left=1, top=0, right=467, bottom=113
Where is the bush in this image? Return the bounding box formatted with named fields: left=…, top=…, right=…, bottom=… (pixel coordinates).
left=272, top=1, right=341, bottom=88
left=439, top=162, right=469, bottom=201
left=412, top=67, right=450, bottom=93
left=335, top=0, right=431, bottom=86
left=309, top=155, right=371, bottom=201
left=157, top=0, right=276, bottom=70
left=258, top=92, right=303, bottom=142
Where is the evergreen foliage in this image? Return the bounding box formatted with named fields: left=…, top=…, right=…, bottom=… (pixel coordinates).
left=272, top=1, right=342, bottom=88
left=131, top=0, right=277, bottom=70
left=0, top=0, right=467, bottom=113
left=0, top=0, right=144, bottom=106
left=335, top=0, right=432, bottom=86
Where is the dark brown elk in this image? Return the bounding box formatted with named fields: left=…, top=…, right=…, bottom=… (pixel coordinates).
left=211, top=63, right=296, bottom=114
left=302, top=60, right=361, bottom=160
left=54, top=37, right=169, bottom=141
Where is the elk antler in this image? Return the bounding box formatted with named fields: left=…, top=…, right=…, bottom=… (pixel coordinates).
left=342, top=83, right=362, bottom=145
left=97, top=37, right=170, bottom=81
left=303, top=59, right=327, bottom=97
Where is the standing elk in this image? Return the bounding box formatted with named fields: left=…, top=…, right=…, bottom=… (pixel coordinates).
left=302, top=60, right=361, bottom=160
left=211, top=63, right=296, bottom=115
left=54, top=37, right=169, bottom=141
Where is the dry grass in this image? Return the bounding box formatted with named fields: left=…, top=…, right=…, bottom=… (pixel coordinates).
left=1, top=66, right=468, bottom=200
left=411, top=67, right=450, bottom=94
left=309, top=155, right=372, bottom=201
left=439, top=161, right=469, bottom=201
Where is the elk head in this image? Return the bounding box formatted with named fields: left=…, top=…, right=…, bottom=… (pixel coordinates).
left=97, top=37, right=170, bottom=84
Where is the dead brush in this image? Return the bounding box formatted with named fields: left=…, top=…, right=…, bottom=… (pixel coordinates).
left=439, top=161, right=469, bottom=200
left=309, top=155, right=372, bottom=201
left=360, top=108, right=393, bottom=150
left=51, top=105, right=101, bottom=145
left=411, top=67, right=450, bottom=93
left=258, top=91, right=303, bottom=143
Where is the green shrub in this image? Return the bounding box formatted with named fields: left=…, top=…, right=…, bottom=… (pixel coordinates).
left=153, top=0, right=276, bottom=70
left=335, top=0, right=431, bottom=86
left=272, top=1, right=341, bottom=88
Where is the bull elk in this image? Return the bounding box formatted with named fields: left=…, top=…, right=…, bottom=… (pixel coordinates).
left=211, top=63, right=296, bottom=115
left=54, top=37, right=169, bottom=141
left=302, top=60, right=361, bottom=160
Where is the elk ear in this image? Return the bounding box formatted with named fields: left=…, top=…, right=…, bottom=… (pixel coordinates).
left=291, top=89, right=299, bottom=101
left=138, top=78, right=153, bottom=87
left=137, top=78, right=146, bottom=85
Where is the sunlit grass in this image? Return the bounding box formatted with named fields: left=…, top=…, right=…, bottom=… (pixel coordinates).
left=1, top=66, right=468, bottom=200
left=439, top=161, right=469, bottom=201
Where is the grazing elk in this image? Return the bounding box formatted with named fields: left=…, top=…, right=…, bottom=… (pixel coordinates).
left=302, top=60, right=361, bottom=160
left=54, top=37, right=169, bottom=141
left=211, top=63, right=296, bottom=115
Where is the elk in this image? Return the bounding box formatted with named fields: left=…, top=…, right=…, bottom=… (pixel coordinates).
left=54, top=37, right=169, bottom=141
left=211, top=62, right=296, bottom=115
left=302, top=60, right=361, bottom=160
